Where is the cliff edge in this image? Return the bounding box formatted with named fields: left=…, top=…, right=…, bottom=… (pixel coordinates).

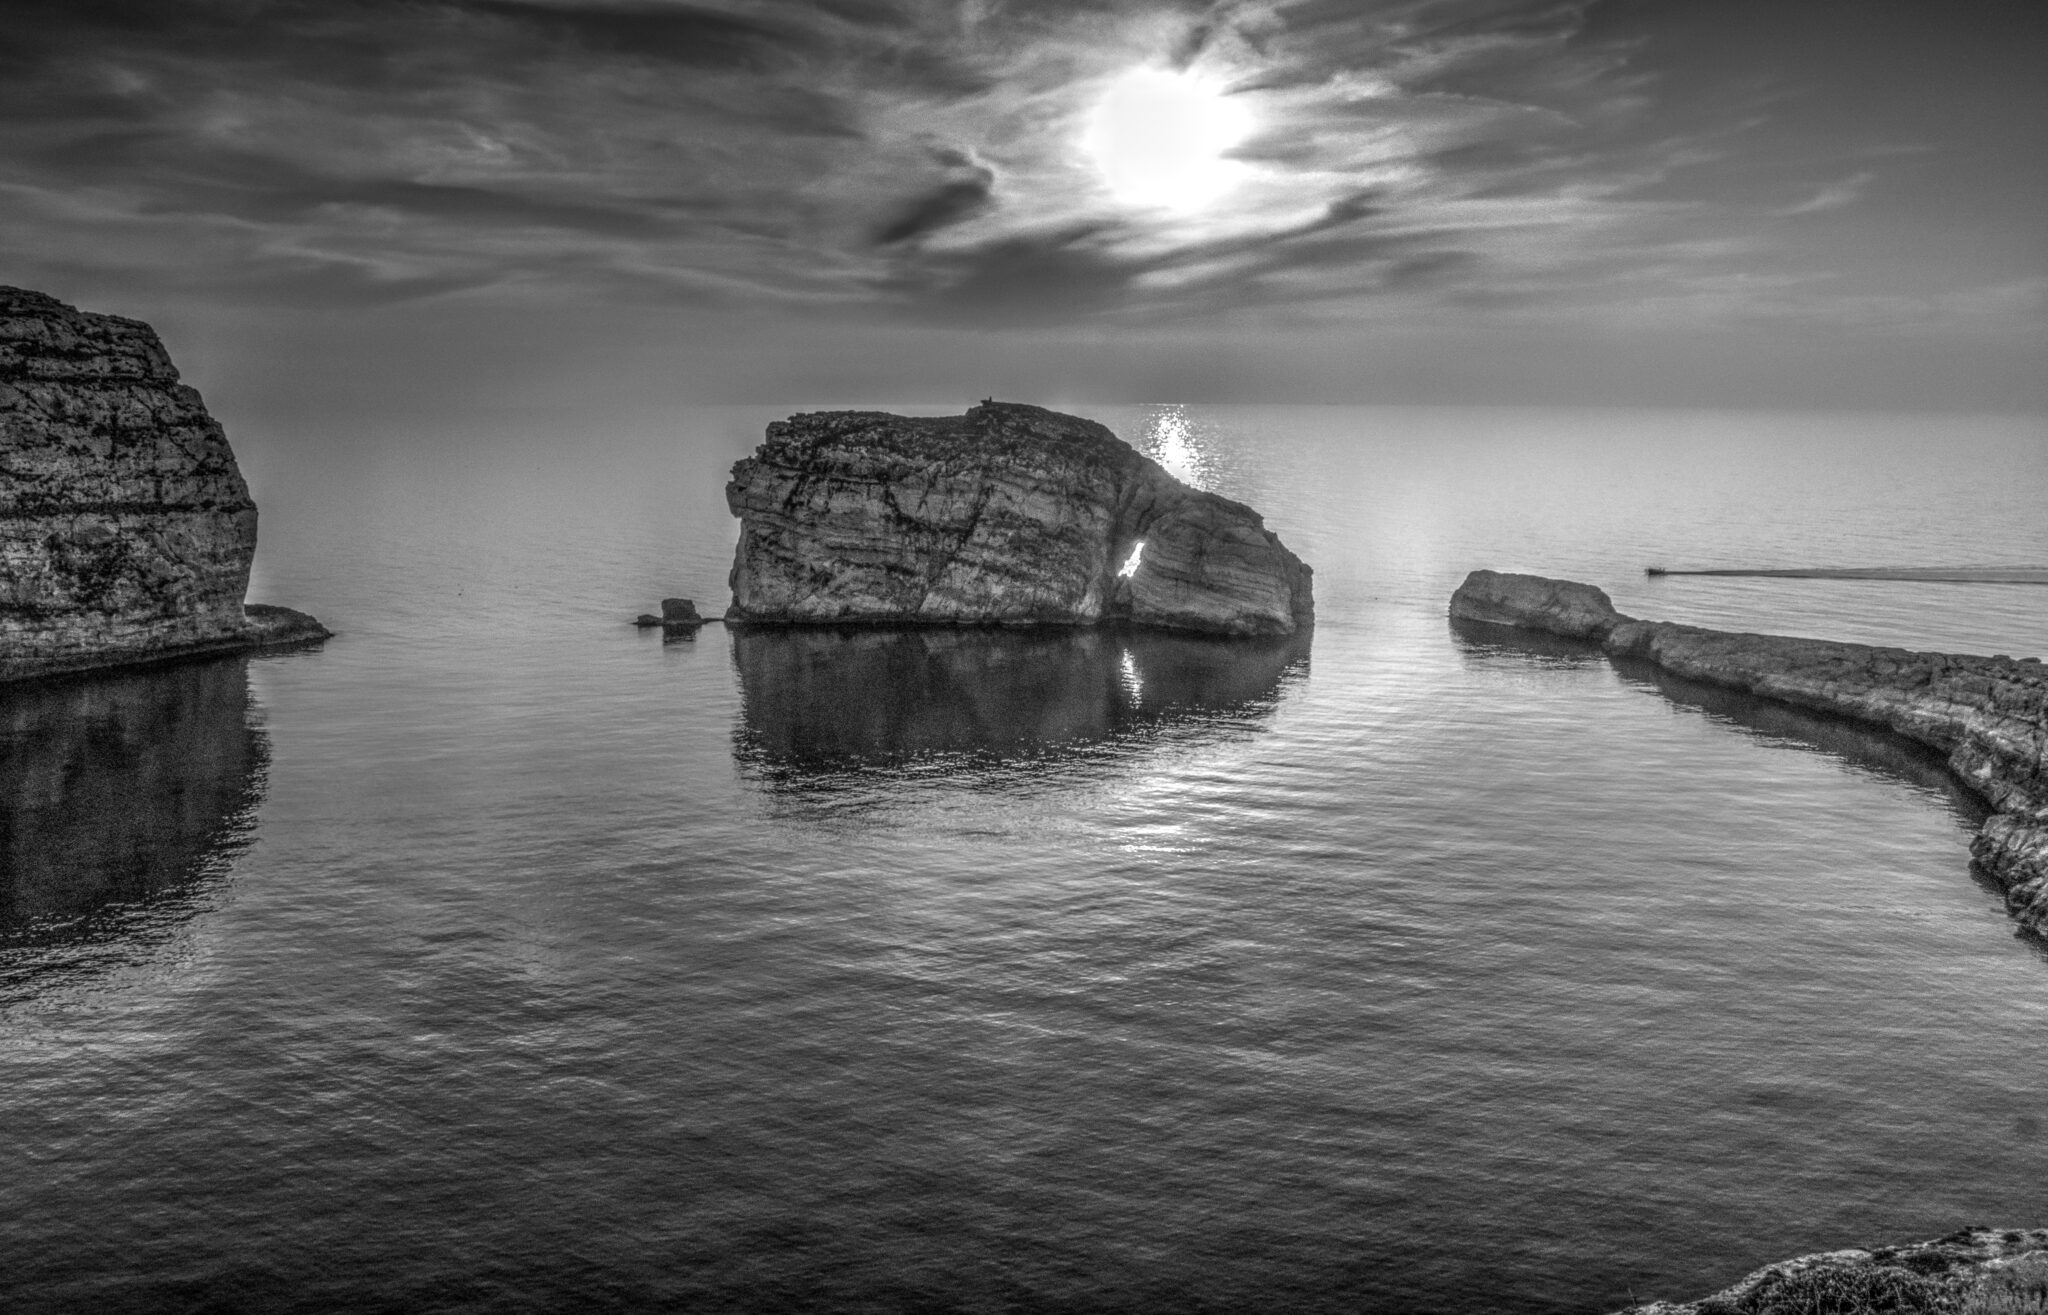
left=1449, top=569, right=2048, bottom=933
left=0, top=285, right=326, bottom=681
left=725, top=403, right=1313, bottom=637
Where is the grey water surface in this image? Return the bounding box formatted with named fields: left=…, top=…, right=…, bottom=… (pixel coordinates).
left=3, top=406, right=2046, bottom=1314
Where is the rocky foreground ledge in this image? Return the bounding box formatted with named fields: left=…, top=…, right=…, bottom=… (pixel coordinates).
left=1613, top=1226, right=2048, bottom=1313
left=1449, top=570, right=2048, bottom=933
left=1, top=286, right=327, bottom=682
left=725, top=402, right=1313, bottom=637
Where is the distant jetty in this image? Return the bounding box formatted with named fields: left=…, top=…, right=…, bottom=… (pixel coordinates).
left=1448, top=569, right=2048, bottom=934
left=1, top=285, right=328, bottom=681
left=1645, top=565, right=2048, bottom=584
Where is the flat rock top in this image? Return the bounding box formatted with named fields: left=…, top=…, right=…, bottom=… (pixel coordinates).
left=759, top=402, right=1147, bottom=476
left=0, top=285, right=178, bottom=384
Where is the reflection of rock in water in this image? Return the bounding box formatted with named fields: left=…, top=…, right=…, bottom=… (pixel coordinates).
left=733, top=626, right=1309, bottom=771
left=0, top=656, right=263, bottom=937
left=1613, top=656, right=1993, bottom=824
left=1451, top=617, right=1989, bottom=822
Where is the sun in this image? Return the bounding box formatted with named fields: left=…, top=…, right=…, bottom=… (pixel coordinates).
left=1082, top=66, right=1252, bottom=212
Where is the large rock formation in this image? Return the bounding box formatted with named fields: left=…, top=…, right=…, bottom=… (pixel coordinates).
left=725, top=402, right=1312, bottom=637
left=1611, top=1226, right=2048, bottom=1314
left=0, top=286, right=325, bottom=681
left=1450, top=569, right=2048, bottom=932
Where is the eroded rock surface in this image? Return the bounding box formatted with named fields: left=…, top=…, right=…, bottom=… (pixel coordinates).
left=725, top=403, right=1312, bottom=637
left=1612, top=1226, right=2048, bottom=1314
left=1, top=286, right=325, bottom=681
left=1450, top=569, right=2048, bottom=932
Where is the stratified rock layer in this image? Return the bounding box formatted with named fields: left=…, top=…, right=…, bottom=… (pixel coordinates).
left=1, top=286, right=325, bottom=681
left=1611, top=1226, right=2048, bottom=1314
left=725, top=403, right=1313, bottom=637
left=1450, top=569, right=2048, bottom=932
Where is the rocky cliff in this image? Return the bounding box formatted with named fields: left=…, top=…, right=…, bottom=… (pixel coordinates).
left=0, top=286, right=325, bottom=681
left=725, top=403, right=1313, bottom=637
left=1450, top=569, right=2048, bottom=932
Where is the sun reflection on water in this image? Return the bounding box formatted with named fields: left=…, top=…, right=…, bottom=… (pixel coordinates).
left=1144, top=405, right=1211, bottom=489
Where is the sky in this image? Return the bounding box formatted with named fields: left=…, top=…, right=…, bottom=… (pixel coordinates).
left=2, top=0, right=2044, bottom=422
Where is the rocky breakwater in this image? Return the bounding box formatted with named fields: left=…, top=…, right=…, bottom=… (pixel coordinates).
left=725, top=402, right=1312, bottom=637
left=1, top=286, right=325, bottom=681
left=1450, top=569, right=2048, bottom=932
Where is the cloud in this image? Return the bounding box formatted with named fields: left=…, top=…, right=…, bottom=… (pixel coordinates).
left=460, top=1, right=815, bottom=71
left=1781, top=171, right=1873, bottom=216
left=0, top=0, right=1681, bottom=320
left=873, top=150, right=998, bottom=246
left=0, top=0, right=2036, bottom=365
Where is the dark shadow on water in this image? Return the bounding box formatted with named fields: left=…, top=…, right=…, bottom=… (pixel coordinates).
left=1450, top=616, right=1989, bottom=825
left=0, top=656, right=265, bottom=991
left=732, top=625, right=1310, bottom=785
left=1607, top=654, right=1992, bottom=827
left=1447, top=615, right=1608, bottom=669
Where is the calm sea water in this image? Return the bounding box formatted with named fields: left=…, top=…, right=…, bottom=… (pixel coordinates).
left=4, top=406, right=2047, bottom=1314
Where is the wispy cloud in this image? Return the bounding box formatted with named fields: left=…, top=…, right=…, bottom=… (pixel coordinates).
left=1781, top=171, right=1873, bottom=216
left=0, top=0, right=2038, bottom=362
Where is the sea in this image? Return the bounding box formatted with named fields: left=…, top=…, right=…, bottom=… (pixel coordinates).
left=3, top=405, right=2046, bottom=1314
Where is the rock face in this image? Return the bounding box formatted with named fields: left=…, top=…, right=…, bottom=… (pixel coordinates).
left=0, top=286, right=325, bottom=681
left=725, top=402, right=1312, bottom=637
left=1611, top=1225, right=2048, bottom=1314
left=1450, top=569, right=2048, bottom=932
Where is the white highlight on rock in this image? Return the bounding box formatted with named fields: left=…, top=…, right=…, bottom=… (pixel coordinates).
left=1082, top=67, right=1251, bottom=212
left=1118, top=540, right=1146, bottom=578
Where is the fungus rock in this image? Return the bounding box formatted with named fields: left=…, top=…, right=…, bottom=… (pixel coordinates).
left=724, top=402, right=1312, bottom=637
left=0, top=285, right=326, bottom=681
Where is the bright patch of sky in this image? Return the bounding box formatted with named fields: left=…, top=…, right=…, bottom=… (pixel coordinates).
left=1, top=0, right=2040, bottom=408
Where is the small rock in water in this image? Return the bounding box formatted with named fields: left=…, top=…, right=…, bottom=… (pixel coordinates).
left=633, top=614, right=663, bottom=628
left=660, top=598, right=703, bottom=625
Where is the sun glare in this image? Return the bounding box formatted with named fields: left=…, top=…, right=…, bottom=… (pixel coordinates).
left=1082, top=67, right=1251, bottom=212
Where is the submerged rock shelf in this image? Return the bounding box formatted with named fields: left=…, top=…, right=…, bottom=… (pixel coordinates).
left=0, top=286, right=327, bottom=682
left=724, top=402, right=1313, bottom=637
left=1449, top=570, right=2048, bottom=934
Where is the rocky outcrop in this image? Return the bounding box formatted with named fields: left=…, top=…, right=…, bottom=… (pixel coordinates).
left=0, top=286, right=325, bottom=681
left=1450, top=569, right=2048, bottom=932
left=1613, top=1226, right=2048, bottom=1314
left=725, top=402, right=1312, bottom=637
